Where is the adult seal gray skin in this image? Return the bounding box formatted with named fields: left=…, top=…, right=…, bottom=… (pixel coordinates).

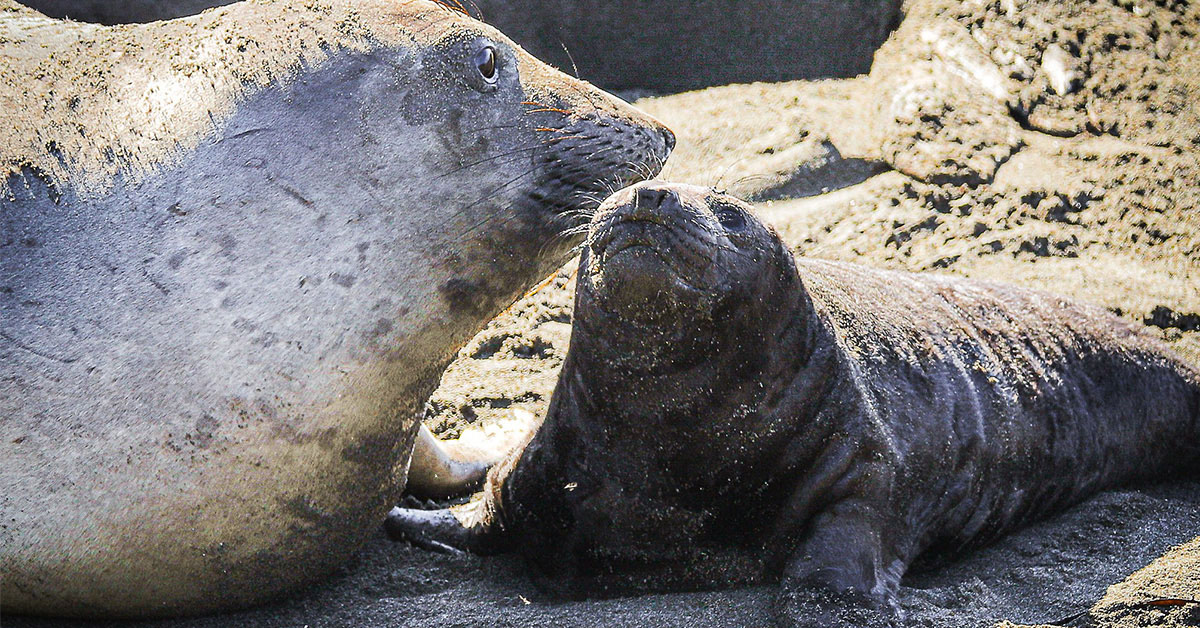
left=387, top=182, right=1200, bottom=627
left=0, top=0, right=672, bottom=618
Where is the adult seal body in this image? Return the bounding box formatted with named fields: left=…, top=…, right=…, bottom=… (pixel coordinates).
left=0, top=0, right=672, bottom=617
left=388, top=182, right=1200, bottom=627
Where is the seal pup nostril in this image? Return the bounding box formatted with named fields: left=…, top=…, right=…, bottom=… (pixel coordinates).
left=635, top=186, right=672, bottom=211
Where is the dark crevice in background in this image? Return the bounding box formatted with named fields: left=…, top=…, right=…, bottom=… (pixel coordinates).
left=18, top=0, right=237, bottom=24
left=16, top=0, right=903, bottom=94
left=1144, top=305, right=1200, bottom=333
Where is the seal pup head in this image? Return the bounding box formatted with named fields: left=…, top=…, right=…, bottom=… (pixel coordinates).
left=398, top=182, right=820, bottom=592
left=577, top=182, right=799, bottom=375
left=561, top=182, right=814, bottom=518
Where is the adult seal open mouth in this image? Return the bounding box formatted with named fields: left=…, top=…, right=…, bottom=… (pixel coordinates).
left=0, top=0, right=672, bottom=618
left=387, top=182, right=1200, bottom=627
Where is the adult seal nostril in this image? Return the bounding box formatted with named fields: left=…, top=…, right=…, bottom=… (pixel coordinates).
left=0, top=0, right=672, bottom=618
left=387, top=182, right=1200, bottom=628
left=661, top=127, right=677, bottom=153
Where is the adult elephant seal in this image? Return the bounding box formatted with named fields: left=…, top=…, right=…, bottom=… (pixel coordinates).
left=387, top=182, right=1200, bottom=627
left=0, top=0, right=672, bottom=618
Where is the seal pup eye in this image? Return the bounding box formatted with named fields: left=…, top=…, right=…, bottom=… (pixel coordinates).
left=714, top=204, right=746, bottom=231
left=474, top=46, right=497, bottom=83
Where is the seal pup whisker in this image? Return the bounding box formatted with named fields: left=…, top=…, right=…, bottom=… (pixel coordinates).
left=555, top=38, right=582, bottom=80
left=539, top=224, right=593, bottom=261
left=569, top=188, right=608, bottom=206
left=709, top=155, right=753, bottom=191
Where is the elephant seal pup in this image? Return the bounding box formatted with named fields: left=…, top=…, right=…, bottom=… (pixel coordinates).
left=387, top=182, right=1200, bottom=627
left=1, top=0, right=672, bottom=618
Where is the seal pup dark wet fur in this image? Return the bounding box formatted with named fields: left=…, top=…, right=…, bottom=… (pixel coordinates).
left=387, top=182, right=1200, bottom=627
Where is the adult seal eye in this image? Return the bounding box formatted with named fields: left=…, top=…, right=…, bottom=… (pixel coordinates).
left=714, top=205, right=746, bottom=231
left=474, top=46, right=497, bottom=83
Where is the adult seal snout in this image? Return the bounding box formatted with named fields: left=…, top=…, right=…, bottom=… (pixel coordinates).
left=0, top=0, right=672, bottom=618
left=388, top=182, right=1200, bottom=627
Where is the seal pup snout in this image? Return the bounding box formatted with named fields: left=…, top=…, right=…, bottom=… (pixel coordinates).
left=583, top=184, right=715, bottom=326
left=582, top=182, right=779, bottom=328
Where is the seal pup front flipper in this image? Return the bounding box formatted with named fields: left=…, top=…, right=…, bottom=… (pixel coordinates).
left=774, top=497, right=906, bottom=628
left=385, top=472, right=514, bottom=554
left=387, top=415, right=537, bottom=552
left=404, top=425, right=492, bottom=500
left=385, top=506, right=474, bottom=554
left=406, top=407, right=542, bottom=499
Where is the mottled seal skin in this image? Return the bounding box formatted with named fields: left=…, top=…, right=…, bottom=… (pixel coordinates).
left=0, top=0, right=671, bottom=618
left=387, top=182, right=1200, bottom=627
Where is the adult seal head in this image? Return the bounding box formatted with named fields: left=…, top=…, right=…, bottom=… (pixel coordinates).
left=0, top=0, right=672, bottom=618
left=388, top=182, right=1200, bottom=627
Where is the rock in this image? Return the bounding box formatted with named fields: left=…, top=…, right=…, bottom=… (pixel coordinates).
left=1041, top=44, right=1081, bottom=96
left=869, top=19, right=1023, bottom=185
